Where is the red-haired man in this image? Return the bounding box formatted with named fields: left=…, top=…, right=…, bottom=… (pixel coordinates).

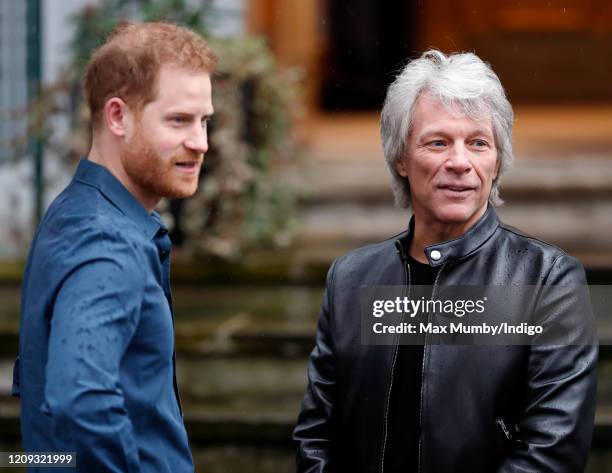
left=15, top=22, right=216, bottom=472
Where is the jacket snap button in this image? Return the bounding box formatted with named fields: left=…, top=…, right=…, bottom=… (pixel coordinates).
left=430, top=250, right=442, bottom=261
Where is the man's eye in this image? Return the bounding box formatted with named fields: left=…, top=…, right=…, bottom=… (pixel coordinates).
left=428, top=140, right=446, bottom=147
left=172, top=116, right=188, bottom=124
left=472, top=139, right=489, bottom=148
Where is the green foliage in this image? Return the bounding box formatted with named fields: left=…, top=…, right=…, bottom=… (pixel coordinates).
left=36, top=0, right=302, bottom=259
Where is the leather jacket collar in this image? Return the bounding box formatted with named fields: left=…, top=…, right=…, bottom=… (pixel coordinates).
left=397, top=205, right=500, bottom=267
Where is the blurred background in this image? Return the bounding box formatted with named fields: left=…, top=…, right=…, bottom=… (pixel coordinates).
left=1, top=0, right=611, bottom=471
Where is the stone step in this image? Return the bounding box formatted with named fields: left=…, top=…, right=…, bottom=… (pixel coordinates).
left=0, top=285, right=324, bottom=357
left=289, top=157, right=612, bottom=268
left=2, top=354, right=611, bottom=465
left=0, top=399, right=610, bottom=448
left=2, top=354, right=612, bottom=445
left=295, top=198, right=612, bottom=269
left=2, top=285, right=612, bottom=358
left=2, top=328, right=612, bottom=360
left=0, top=436, right=609, bottom=473
left=295, top=158, right=612, bottom=205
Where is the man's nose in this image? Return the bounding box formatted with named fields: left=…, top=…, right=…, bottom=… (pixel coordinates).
left=445, top=142, right=472, bottom=174
left=184, top=125, right=208, bottom=154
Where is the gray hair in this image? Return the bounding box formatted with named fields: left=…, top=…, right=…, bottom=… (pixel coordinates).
left=380, top=49, right=514, bottom=208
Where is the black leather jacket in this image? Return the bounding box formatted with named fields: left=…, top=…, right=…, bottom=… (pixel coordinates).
left=293, top=207, right=598, bottom=473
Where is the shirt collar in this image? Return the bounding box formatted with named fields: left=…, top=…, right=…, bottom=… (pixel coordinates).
left=397, top=205, right=500, bottom=267
left=74, top=158, right=167, bottom=240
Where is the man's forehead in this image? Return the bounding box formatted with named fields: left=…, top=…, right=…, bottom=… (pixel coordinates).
left=412, top=94, right=493, bottom=134
left=149, top=65, right=212, bottom=110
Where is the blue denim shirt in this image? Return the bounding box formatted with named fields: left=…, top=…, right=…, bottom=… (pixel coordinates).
left=14, top=159, right=194, bottom=472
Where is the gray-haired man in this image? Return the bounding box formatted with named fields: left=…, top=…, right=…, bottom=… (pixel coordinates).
left=293, top=50, right=597, bottom=473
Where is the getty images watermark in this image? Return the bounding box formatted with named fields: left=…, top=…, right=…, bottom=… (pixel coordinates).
left=360, top=285, right=606, bottom=346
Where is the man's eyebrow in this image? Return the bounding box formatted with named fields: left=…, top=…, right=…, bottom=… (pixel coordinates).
left=467, top=128, right=494, bottom=137
left=417, top=129, right=451, bottom=139
left=417, top=128, right=494, bottom=139
left=164, top=111, right=214, bottom=118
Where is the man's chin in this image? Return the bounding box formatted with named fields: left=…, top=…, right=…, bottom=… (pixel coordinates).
left=433, top=203, right=485, bottom=225
left=167, top=187, right=199, bottom=199
left=160, top=181, right=200, bottom=200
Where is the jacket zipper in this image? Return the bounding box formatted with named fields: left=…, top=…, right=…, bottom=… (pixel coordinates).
left=417, top=263, right=445, bottom=473
left=380, top=245, right=411, bottom=473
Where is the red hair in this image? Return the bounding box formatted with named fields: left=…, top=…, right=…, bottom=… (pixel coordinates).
left=83, top=21, right=217, bottom=127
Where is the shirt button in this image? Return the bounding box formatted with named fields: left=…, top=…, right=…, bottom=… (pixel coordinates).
left=430, top=250, right=442, bottom=261
left=159, top=250, right=169, bottom=260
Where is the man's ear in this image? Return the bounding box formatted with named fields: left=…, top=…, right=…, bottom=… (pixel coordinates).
left=396, top=156, right=409, bottom=177
left=103, top=97, right=130, bottom=138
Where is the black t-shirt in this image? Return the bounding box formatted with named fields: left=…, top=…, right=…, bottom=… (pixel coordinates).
left=384, top=252, right=439, bottom=472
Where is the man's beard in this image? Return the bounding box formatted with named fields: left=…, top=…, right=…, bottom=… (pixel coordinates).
left=120, top=126, right=202, bottom=202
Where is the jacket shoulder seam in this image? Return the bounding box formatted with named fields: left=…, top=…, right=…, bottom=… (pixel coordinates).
left=498, top=223, right=568, bottom=255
